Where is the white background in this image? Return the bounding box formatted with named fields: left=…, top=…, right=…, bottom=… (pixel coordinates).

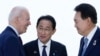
left=0, top=0, right=100, bottom=56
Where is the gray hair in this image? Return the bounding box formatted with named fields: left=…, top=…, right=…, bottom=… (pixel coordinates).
left=8, top=6, right=28, bottom=22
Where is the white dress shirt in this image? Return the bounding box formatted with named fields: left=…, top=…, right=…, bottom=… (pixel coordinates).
left=38, top=39, right=51, bottom=56
left=85, top=26, right=97, bottom=47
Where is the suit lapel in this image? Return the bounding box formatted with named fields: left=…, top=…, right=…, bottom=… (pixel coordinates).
left=20, top=44, right=25, bottom=56
left=33, top=40, right=40, bottom=56
left=49, top=40, right=57, bottom=56
left=84, top=27, right=100, bottom=56
left=6, top=26, right=25, bottom=56
left=78, top=38, right=84, bottom=56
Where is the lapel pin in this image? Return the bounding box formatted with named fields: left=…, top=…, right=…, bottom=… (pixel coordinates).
left=93, top=40, right=97, bottom=46
left=33, top=51, right=37, bottom=54
left=53, top=53, right=55, bottom=56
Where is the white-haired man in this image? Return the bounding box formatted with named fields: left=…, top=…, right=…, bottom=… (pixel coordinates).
left=0, top=6, right=31, bottom=56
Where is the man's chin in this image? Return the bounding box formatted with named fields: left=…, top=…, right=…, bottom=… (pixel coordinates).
left=40, top=39, right=47, bottom=44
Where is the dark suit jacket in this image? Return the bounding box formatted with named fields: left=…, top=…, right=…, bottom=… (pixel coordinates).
left=24, top=39, right=67, bottom=56
left=78, top=27, right=100, bottom=56
left=0, top=26, right=25, bottom=56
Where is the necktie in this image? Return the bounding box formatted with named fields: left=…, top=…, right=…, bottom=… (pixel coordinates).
left=81, top=38, right=88, bottom=56
left=18, top=36, right=23, bottom=44
left=42, top=45, right=47, bottom=56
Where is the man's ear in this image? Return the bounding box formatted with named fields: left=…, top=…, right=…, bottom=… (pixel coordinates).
left=87, top=17, right=92, bottom=26
left=13, top=16, right=19, bottom=24
left=52, top=29, right=56, bottom=35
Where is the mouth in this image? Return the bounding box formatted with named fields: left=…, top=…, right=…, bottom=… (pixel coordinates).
left=25, top=27, right=27, bottom=30
left=25, top=25, right=29, bottom=29
left=40, top=36, right=46, bottom=39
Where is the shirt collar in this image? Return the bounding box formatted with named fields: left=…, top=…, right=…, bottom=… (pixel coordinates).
left=38, top=39, right=51, bottom=47
left=8, top=25, right=19, bottom=37
left=85, top=25, right=97, bottom=45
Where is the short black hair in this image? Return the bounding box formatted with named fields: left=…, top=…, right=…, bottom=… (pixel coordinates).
left=74, top=3, right=97, bottom=24
left=36, top=15, right=56, bottom=30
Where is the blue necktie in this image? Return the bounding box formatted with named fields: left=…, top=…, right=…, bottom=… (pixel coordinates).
left=42, top=45, right=47, bottom=56
left=81, top=38, right=88, bottom=56
left=18, top=36, right=22, bottom=44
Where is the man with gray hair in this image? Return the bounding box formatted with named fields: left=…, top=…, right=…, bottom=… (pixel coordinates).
left=0, top=6, right=31, bottom=56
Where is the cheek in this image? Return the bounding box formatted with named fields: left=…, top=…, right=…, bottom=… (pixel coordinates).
left=19, top=21, right=24, bottom=26
left=22, top=22, right=28, bottom=28
left=76, top=23, right=84, bottom=32
left=75, top=23, right=80, bottom=29
left=77, top=22, right=83, bottom=27
left=38, top=32, right=41, bottom=36
left=21, top=22, right=27, bottom=30
left=47, top=32, right=53, bottom=37
left=37, top=30, right=41, bottom=36
left=79, top=24, right=87, bottom=32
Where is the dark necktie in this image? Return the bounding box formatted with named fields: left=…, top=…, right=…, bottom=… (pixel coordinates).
left=81, top=38, right=88, bottom=56
left=18, top=36, right=23, bottom=44
left=42, top=45, right=47, bottom=56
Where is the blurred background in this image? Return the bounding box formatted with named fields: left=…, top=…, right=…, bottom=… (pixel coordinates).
left=0, top=0, right=100, bottom=56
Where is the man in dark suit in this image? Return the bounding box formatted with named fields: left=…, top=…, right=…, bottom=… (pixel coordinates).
left=0, top=6, right=31, bottom=56
left=74, top=3, right=100, bottom=56
left=24, top=15, right=67, bottom=56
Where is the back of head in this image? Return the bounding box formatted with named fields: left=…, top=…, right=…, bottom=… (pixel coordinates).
left=8, top=6, right=28, bottom=24
left=74, top=3, right=97, bottom=24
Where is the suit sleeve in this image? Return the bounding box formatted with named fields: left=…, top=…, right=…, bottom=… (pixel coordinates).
left=3, top=36, right=19, bottom=56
